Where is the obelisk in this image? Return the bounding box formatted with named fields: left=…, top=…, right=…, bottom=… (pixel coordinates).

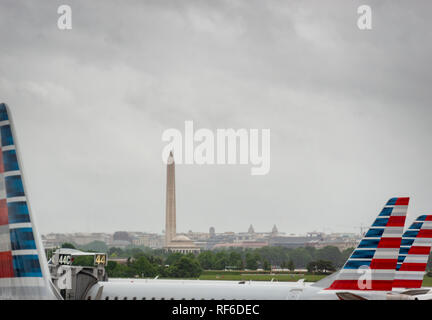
left=165, top=151, right=176, bottom=246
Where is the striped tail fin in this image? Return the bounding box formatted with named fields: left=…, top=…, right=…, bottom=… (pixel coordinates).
left=0, top=103, right=59, bottom=299
left=327, top=197, right=409, bottom=291
left=393, top=215, right=432, bottom=289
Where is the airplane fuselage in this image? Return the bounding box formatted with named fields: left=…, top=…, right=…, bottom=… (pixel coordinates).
left=85, top=279, right=417, bottom=300
left=86, top=279, right=312, bottom=300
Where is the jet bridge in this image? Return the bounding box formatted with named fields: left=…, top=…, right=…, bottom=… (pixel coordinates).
left=48, top=248, right=108, bottom=300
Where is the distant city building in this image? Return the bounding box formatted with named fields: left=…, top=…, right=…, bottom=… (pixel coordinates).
left=268, top=235, right=319, bottom=248
left=41, top=159, right=361, bottom=255
left=248, top=224, right=255, bottom=234
left=271, top=225, right=278, bottom=236
left=113, top=231, right=132, bottom=243
left=42, top=232, right=112, bottom=248
left=131, top=233, right=164, bottom=249
left=110, top=240, right=131, bottom=248
left=213, top=242, right=268, bottom=249
left=209, top=227, right=215, bottom=238
left=42, top=227, right=360, bottom=252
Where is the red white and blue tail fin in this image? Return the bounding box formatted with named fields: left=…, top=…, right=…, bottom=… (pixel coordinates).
left=0, top=103, right=59, bottom=299
left=393, top=215, right=432, bottom=289
left=327, top=197, right=409, bottom=291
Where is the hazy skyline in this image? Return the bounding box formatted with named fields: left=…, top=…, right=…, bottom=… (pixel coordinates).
left=1, top=1, right=431, bottom=235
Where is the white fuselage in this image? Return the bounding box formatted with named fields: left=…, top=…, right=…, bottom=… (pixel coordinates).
left=84, top=279, right=406, bottom=300
left=86, top=279, right=313, bottom=300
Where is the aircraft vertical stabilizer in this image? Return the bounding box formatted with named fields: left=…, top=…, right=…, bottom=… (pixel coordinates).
left=393, top=215, right=432, bottom=289
left=327, top=197, right=409, bottom=291
left=0, top=103, right=59, bottom=299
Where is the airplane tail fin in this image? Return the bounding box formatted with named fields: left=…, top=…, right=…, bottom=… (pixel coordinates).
left=327, top=197, right=409, bottom=291
left=393, top=215, right=432, bottom=289
left=0, top=103, right=60, bottom=299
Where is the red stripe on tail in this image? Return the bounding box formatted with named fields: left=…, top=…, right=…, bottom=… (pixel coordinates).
left=393, top=279, right=423, bottom=289
left=0, top=199, right=8, bottom=226
left=378, top=238, right=402, bottom=248
left=395, top=198, right=410, bottom=206
left=409, top=246, right=432, bottom=255
left=399, top=263, right=428, bottom=272
left=0, top=251, right=14, bottom=278
left=327, top=280, right=393, bottom=291
left=417, top=229, right=432, bottom=238
left=386, top=216, right=405, bottom=227
left=370, top=259, right=398, bottom=269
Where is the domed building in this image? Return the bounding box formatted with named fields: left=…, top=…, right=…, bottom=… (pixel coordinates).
left=248, top=224, right=255, bottom=234
left=163, top=151, right=200, bottom=254
left=271, top=224, right=278, bottom=237
left=168, top=235, right=199, bottom=254
left=209, top=227, right=215, bottom=238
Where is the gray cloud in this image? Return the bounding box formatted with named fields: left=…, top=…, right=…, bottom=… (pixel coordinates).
left=0, top=0, right=431, bottom=235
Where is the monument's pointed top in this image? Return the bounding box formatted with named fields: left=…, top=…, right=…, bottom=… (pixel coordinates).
left=167, top=150, right=175, bottom=164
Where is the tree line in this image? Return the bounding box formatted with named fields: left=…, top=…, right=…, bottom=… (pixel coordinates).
left=62, top=242, right=354, bottom=278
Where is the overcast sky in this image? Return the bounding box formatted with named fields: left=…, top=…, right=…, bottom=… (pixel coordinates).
left=1, top=1, right=431, bottom=235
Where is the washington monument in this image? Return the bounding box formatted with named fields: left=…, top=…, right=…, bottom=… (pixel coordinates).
left=165, top=151, right=176, bottom=245
left=164, top=151, right=199, bottom=253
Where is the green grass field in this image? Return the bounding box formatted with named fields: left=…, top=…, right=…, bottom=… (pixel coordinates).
left=199, top=271, right=432, bottom=287
left=421, top=276, right=432, bottom=287
left=199, top=271, right=326, bottom=282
